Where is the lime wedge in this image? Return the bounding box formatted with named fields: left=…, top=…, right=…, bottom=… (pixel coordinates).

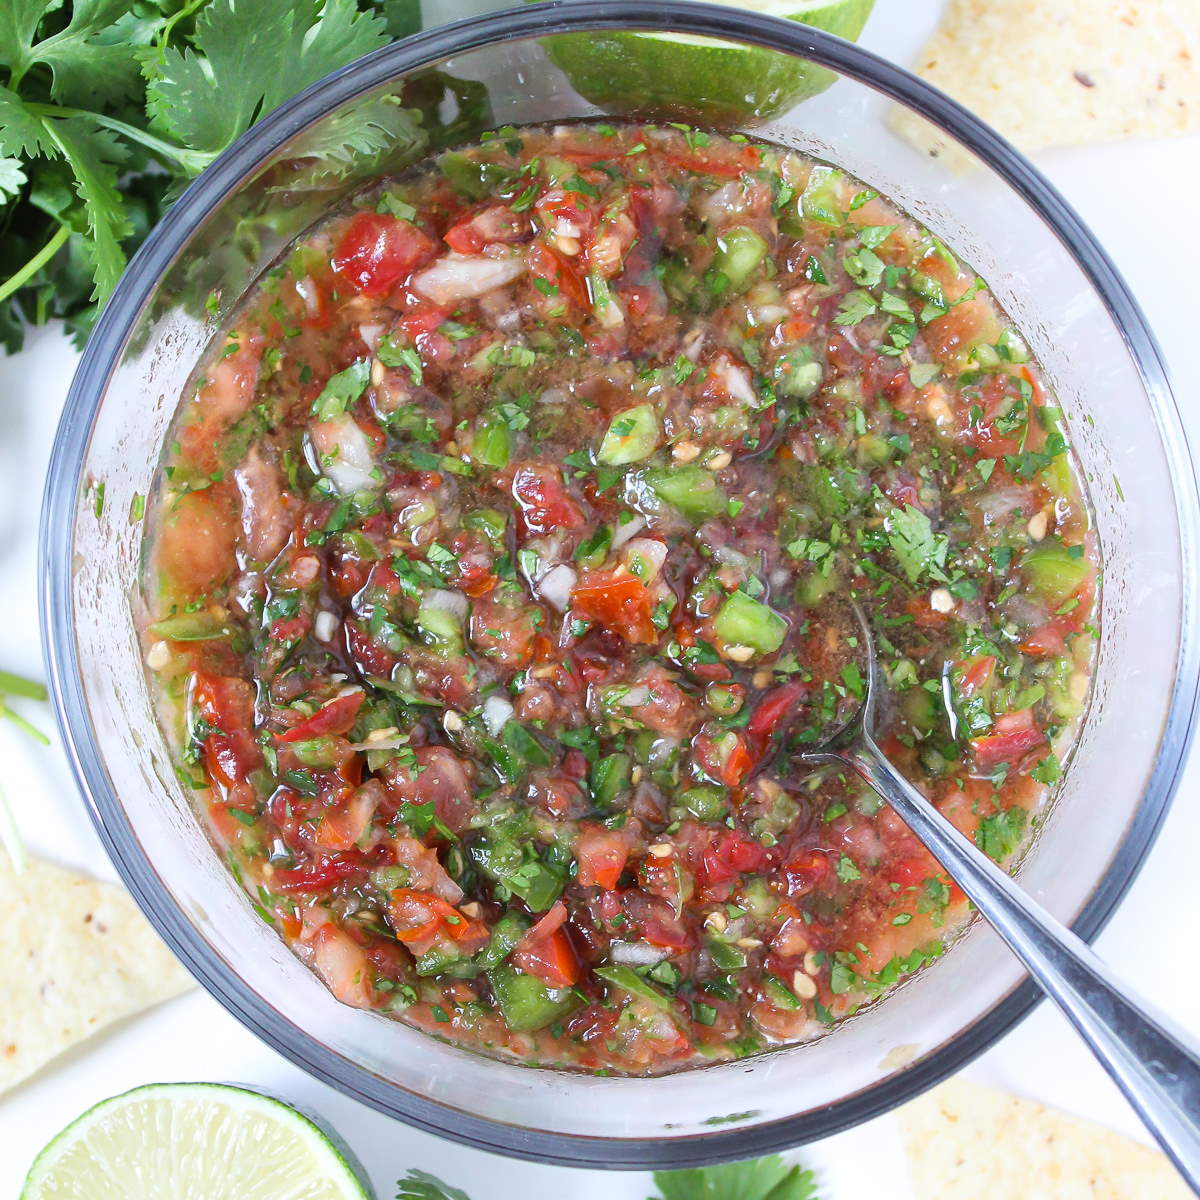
left=539, top=0, right=876, bottom=121
left=22, top=1083, right=373, bottom=1200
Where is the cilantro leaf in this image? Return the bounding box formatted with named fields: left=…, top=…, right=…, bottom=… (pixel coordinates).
left=976, top=806, right=1026, bottom=861
left=886, top=504, right=948, bottom=584
left=834, top=288, right=876, bottom=326
left=653, top=1155, right=818, bottom=1200
left=42, top=117, right=130, bottom=298
left=395, top=1169, right=473, bottom=1200
left=0, top=83, right=54, bottom=158
left=145, top=0, right=388, bottom=157
left=0, top=157, right=27, bottom=201
left=312, top=357, right=370, bottom=420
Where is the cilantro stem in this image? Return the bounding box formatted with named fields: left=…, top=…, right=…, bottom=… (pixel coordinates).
left=0, top=701, right=50, bottom=746
left=0, top=778, right=26, bottom=873
left=26, top=103, right=213, bottom=175
left=0, top=670, right=49, bottom=701
left=0, top=224, right=71, bottom=306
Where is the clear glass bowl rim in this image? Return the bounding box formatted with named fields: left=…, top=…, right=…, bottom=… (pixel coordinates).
left=39, top=0, right=1200, bottom=1169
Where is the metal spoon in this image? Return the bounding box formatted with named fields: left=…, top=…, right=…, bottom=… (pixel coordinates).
left=799, top=604, right=1200, bottom=1192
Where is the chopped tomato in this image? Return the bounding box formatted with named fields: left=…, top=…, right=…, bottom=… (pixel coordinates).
left=331, top=212, right=436, bottom=295
left=575, top=826, right=630, bottom=889
left=513, top=902, right=580, bottom=988
left=702, top=830, right=769, bottom=887
left=528, top=242, right=588, bottom=308
left=971, top=709, right=1045, bottom=770
left=387, top=889, right=489, bottom=954
left=570, top=572, right=657, bottom=645
left=746, top=681, right=808, bottom=746
left=510, top=463, right=586, bottom=538
left=278, top=691, right=364, bottom=742
left=274, top=855, right=365, bottom=893
left=957, top=656, right=996, bottom=695
left=191, top=673, right=261, bottom=797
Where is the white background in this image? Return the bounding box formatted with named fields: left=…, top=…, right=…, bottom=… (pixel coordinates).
left=1, top=1, right=1198, bottom=1195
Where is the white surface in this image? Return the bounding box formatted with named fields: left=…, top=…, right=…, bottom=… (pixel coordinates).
left=1, top=2, right=1199, bottom=1195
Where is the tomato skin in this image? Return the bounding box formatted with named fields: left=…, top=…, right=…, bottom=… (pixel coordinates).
left=746, top=681, right=808, bottom=745
left=510, top=464, right=586, bottom=538
left=387, top=888, right=489, bottom=954
left=957, top=655, right=996, bottom=695
left=274, top=855, right=365, bottom=893
left=575, top=825, right=630, bottom=889
left=191, top=673, right=261, bottom=798
left=570, top=572, right=657, bottom=645
left=331, top=212, right=435, bottom=296
left=513, top=902, right=580, bottom=988
left=701, top=830, right=769, bottom=887
left=971, top=709, right=1045, bottom=770
left=528, top=242, right=588, bottom=309
left=278, top=691, right=364, bottom=743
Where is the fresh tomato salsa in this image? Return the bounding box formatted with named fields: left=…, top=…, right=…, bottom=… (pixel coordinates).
left=144, top=123, right=1096, bottom=1073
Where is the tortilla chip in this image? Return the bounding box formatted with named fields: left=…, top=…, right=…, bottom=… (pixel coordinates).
left=898, top=1077, right=1191, bottom=1198
left=0, top=855, right=192, bottom=1094
left=894, top=0, right=1200, bottom=158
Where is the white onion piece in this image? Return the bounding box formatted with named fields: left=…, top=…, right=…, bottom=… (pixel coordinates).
left=622, top=537, right=668, bottom=581
left=314, top=610, right=339, bottom=643
left=482, top=694, right=515, bottom=737
left=700, top=181, right=741, bottom=223
left=711, top=542, right=753, bottom=569
left=713, top=355, right=757, bottom=406
left=611, top=515, right=646, bottom=550
left=619, top=685, right=650, bottom=708
left=348, top=733, right=409, bottom=752
left=422, top=588, right=469, bottom=622
left=647, top=736, right=679, bottom=768
left=539, top=386, right=568, bottom=406
left=412, top=252, right=525, bottom=304
left=537, top=563, right=577, bottom=611
left=310, top=415, right=378, bottom=494
left=609, top=941, right=668, bottom=967
left=554, top=217, right=581, bottom=239
left=359, top=321, right=385, bottom=351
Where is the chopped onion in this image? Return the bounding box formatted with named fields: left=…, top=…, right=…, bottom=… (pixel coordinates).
left=539, top=386, right=568, bottom=406
left=700, top=181, right=741, bottom=223
left=412, top=252, right=525, bottom=305
left=314, top=610, right=339, bottom=643
left=713, top=355, right=757, bottom=406
left=609, top=941, right=668, bottom=967
left=358, top=322, right=385, bottom=351
left=647, top=736, right=679, bottom=768
left=622, top=537, right=668, bottom=580
left=611, top=515, right=646, bottom=550
left=310, top=415, right=378, bottom=495
left=619, top=685, right=650, bottom=708
left=482, top=694, right=515, bottom=737
left=537, top=563, right=577, bottom=611
left=422, top=588, right=469, bottom=622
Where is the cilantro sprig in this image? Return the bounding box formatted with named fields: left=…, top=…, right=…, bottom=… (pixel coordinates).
left=0, top=667, right=51, bottom=871
left=393, top=1154, right=819, bottom=1200
left=0, top=0, right=420, bottom=352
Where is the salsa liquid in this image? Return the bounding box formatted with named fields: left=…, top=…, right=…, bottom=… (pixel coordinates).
left=144, top=123, right=1096, bottom=1074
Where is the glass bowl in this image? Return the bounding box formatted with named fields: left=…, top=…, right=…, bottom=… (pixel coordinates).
left=40, top=0, right=1200, bottom=1169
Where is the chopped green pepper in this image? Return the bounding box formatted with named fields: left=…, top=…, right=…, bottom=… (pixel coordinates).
left=489, top=966, right=577, bottom=1031
left=642, top=465, right=727, bottom=522
left=598, top=404, right=660, bottom=465
left=713, top=591, right=788, bottom=654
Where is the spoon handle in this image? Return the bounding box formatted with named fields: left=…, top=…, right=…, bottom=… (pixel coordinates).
left=844, top=737, right=1200, bottom=1193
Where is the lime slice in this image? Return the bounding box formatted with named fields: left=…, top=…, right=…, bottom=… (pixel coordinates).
left=22, top=1083, right=373, bottom=1200
left=538, top=0, right=876, bottom=122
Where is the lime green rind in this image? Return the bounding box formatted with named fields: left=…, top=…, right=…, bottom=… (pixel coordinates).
left=21, top=1082, right=374, bottom=1200
left=536, top=0, right=876, bottom=122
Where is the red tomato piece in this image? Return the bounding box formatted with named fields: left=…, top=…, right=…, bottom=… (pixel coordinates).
left=528, top=242, right=589, bottom=309
left=971, top=709, right=1045, bottom=770
left=571, top=572, right=658, bottom=645
left=702, top=830, right=769, bottom=887
left=746, top=681, right=808, bottom=745
left=331, top=212, right=435, bottom=296
left=957, top=656, right=996, bottom=695
left=513, top=901, right=580, bottom=988
left=274, top=855, right=365, bottom=893
left=191, top=673, right=261, bottom=796
left=278, top=691, right=364, bottom=743
left=575, top=826, right=630, bottom=889
left=510, top=464, right=586, bottom=538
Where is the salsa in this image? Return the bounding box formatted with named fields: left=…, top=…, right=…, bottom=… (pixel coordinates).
left=143, top=123, right=1097, bottom=1074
